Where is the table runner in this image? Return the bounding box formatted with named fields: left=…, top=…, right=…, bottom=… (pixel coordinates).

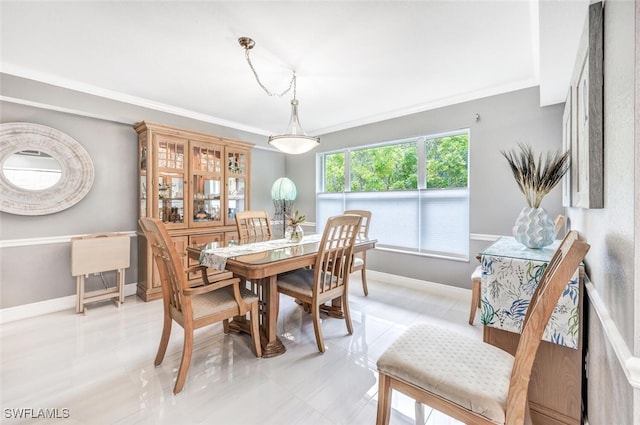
left=199, top=233, right=322, bottom=271
left=480, top=236, right=581, bottom=349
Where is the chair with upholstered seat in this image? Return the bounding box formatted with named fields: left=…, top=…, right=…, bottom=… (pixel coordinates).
left=139, top=217, right=262, bottom=394
left=468, top=214, right=567, bottom=325
left=344, top=209, right=372, bottom=296
left=234, top=210, right=273, bottom=242
left=376, top=230, right=589, bottom=425
left=276, top=214, right=362, bottom=353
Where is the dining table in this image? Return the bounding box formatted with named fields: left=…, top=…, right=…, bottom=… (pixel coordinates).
left=186, top=233, right=377, bottom=357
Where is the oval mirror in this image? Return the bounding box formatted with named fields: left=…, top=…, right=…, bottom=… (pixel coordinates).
left=0, top=122, right=94, bottom=215
left=3, top=150, right=62, bottom=191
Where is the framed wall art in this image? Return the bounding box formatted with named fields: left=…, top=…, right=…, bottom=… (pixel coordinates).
left=569, top=1, right=604, bottom=209
left=562, top=87, right=573, bottom=207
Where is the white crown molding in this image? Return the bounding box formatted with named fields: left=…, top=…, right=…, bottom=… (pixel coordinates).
left=1, top=66, right=271, bottom=137
left=2, top=66, right=544, bottom=138
left=584, top=278, right=640, bottom=389
left=0, top=231, right=137, bottom=248
left=0, top=95, right=135, bottom=125
left=313, top=79, right=542, bottom=135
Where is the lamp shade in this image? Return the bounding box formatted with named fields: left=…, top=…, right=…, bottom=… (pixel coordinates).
left=268, top=99, right=319, bottom=155
left=271, top=177, right=297, bottom=201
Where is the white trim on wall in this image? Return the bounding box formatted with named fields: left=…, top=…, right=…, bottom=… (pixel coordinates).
left=1, top=231, right=499, bottom=248
left=0, top=95, right=134, bottom=125
left=0, top=282, right=138, bottom=324
left=0, top=95, right=278, bottom=152
left=0, top=68, right=271, bottom=135
left=470, top=233, right=501, bottom=242
left=0, top=231, right=137, bottom=248
left=585, top=277, right=640, bottom=389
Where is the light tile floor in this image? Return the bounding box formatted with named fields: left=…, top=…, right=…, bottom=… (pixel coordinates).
left=1, top=273, right=480, bottom=425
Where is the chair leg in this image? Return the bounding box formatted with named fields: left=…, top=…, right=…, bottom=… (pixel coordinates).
left=311, top=304, right=325, bottom=353
left=361, top=268, right=369, bottom=296
left=376, top=372, right=392, bottom=425
left=249, top=302, right=262, bottom=358
left=468, top=277, right=481, bottom=325
left=154, top=312, right=172, bottom=366
left=342, top=291, right=353, bottom=335
left=173, top=327, right=194, bottom=394
left=222, top=319, right=230, bottom=334
left=415, top=401, right=426, bottom=425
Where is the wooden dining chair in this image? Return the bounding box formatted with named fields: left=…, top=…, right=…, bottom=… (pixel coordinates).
left=468, top=213, right=568, bottom=325
left=344, top=209, right=372, bottom=296
left=377, top=230, right=589, bottom=425
left=139, top=217, right=262, bottom=394
left=554, top=214, right=566, bottom=238
left=235, top=210, right=273, bottom=242
left=276, top=214, right=362, bottom=353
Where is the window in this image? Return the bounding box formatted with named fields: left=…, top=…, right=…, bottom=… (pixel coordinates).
left=317, top=130, right=469, bottom=259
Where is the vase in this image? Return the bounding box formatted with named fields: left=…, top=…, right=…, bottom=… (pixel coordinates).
left=286, top=224, right=304, bottom=243
left=512, top=207, right=556, bottom=249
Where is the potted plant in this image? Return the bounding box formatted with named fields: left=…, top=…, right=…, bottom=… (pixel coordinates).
left=285, top=209, right=306, bottom=243
left=502, top=143, right=570, bottom=248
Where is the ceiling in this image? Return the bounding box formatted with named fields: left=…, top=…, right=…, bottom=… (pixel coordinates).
left=1, top=1, right=589, bottom=138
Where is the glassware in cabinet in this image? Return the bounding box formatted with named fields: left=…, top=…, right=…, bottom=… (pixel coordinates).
left=155, top=138, right=186, bottom=228
left=191, top=143, right=223, bottom=226
left=225, top=148, right=249, bottom=225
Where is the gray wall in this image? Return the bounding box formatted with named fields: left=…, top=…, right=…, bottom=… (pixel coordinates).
left=2, top=9, right=638, bottom=419
left=0, top=79, right=565, bottom=306
left=289, top=86, right=565, bottom=288
left=567, top=1, right=638, bottom=423
left=0, top=75, right=284, bottom=309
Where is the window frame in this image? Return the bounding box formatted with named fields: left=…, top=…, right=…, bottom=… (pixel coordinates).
left=316, top=129, right=470, bottom=261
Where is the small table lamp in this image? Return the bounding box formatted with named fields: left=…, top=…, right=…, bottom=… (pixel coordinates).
left=271, top=177, right=297, bottom=237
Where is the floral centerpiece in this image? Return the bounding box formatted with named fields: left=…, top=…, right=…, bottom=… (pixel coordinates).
left=502, top=143, right=570, bottom=248
left=285, top=209, right=306, bottom=243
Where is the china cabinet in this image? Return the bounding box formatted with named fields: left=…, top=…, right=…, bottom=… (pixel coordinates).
left=135, top=121, right=253, bottom=301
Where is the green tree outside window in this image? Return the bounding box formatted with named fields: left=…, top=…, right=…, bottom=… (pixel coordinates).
left=426, top=134, right=468, bottom=188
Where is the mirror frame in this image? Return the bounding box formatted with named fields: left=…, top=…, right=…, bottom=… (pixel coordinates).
left=0, top=122, right=94, bottom=215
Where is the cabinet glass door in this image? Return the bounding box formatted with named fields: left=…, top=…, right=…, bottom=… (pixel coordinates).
left=139, top=144, right=148, bottom=219
left=226, top=150, right=248, bottom=225
left=191, top=143, right=223, bottom=226
left=156, top=138, right=186, bottom=228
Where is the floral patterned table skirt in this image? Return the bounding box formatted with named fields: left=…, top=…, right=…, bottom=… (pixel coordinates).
left=480, top=236, right=581, bottom=349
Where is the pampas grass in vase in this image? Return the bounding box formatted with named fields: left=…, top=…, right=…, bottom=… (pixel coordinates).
left=502, top=143, right=570, bottom=248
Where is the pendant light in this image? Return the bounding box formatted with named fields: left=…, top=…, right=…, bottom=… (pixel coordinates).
left=239, top=37, right=319, bottom=155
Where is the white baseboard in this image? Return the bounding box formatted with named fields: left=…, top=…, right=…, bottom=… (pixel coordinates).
left=367, top=270, right=471, bottom=296
left=0, top=283, right=138, bottom=324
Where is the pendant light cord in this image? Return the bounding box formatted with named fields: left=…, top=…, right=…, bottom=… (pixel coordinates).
left=244, top=49, right=297, bottom=99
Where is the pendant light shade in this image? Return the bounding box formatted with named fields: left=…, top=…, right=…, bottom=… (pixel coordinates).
left=268, top=99, right=320, bottom=155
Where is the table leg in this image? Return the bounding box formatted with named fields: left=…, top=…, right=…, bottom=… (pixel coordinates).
left=228, top=275, right=286, bottom=357
left=320, top=296, right=345, bottom=319
left=260, top=275, right=286, bottom=357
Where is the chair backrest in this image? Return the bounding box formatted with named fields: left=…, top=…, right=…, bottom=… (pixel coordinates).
left=506, top=230, right=589, bottom=423
left=139, top=217, right=189, bottom=317
left=554, top=214, right=566, bottom=236
left=313, top=214, right=362, bottom=296
left=344, top=209, right=372, bottom=240
left=235, top=210, right=273, bottom=241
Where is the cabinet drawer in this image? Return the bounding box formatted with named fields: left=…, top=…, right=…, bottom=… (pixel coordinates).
left=190, top=233, right=224, bottom=246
